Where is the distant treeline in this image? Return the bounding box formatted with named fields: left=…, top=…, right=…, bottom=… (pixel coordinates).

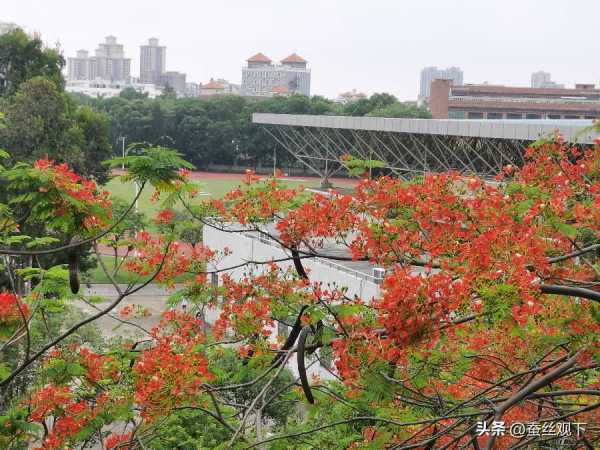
left=0, top=28, right=430, bottom=172
left=71, top=89, right=431, bottom=170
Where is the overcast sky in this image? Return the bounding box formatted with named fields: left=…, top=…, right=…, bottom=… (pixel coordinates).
left=3, top=0, right=599, bottom=100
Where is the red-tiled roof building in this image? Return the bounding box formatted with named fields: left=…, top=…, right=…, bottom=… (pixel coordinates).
left=242, top=52, right=310, bottom=97
left=199, top=78, right=240, bottom=97
left=247, top=53, right=272, bottom=66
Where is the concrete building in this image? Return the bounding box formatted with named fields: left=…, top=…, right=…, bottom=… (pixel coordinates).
left=203, top=221, right=380, bottom=380
left=140, top=38, right=166, bottom=85
left=66, top=79, right=162, bottom=99
left=0, top=21, right=19, bottom=35
left=160, top=71, right=186, bottom=96
left=200, top=78, right=240, bottom=97
left=67, top=36, right=131, bottom=82
left=93, top=36, right=131, bottom=82
left=430, top=79, right=600, bottom=120
left=419, top=66, right=463, bottom=103
left=531, top=71, right=564, bottom=89
left=185, top=82, right=200, bottom=98
left=199, top=80, right=225, bottom=96
left=336, top=89, right=367, bottom=104
left=67, top=50, right=91, bottom=81
left=242, top=53, right=311, bottom=97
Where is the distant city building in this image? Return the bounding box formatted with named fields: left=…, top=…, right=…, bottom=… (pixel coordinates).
left=531, top=70, right=564, bottom=89
left=66, top=80, right=162, bottom=99
left=140, top=38, right=166, bottom=85
left=241, top=53, right=311, bottom=97
left=67, top=36, right=131, bottom=82
left=0, top=21, right=19, bottom=35
left=200, top=78, right=240, bottom=97
left=336, top=89, right=367, bottom=104
left=429, top=79, right=600, bottom=120
left=160, top=71, right=186, bottom=96
left=419, top=66, right=463, bottom=103
left=68, top=50, right=91, bottom=80
left=185, top=82, right=201, bottom=98
left=93, top=36, right=131, bottom=82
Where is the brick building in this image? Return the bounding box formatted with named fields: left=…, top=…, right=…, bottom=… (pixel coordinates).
left=430, top=79, right=600, bottom=120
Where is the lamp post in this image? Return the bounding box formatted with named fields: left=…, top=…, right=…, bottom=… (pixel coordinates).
left=273, top=146, right=277, bottom=177
left=119, top=136, right=126, bottom=170
left=134, top=180, right=139, bottom=213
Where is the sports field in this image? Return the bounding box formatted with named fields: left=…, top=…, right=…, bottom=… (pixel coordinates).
left=104, top=170, right=357, bottom=217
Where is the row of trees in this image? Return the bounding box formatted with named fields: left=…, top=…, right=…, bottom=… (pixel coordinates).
left=73, top=88, right=430, bottom=170
left=0, top=30, right=114, bottom=183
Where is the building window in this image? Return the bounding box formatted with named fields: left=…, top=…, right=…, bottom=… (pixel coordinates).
left=448, top=111, right=466, bottom=119
left=548, top=114, right=562, bottom=120
left=525, top=113, right=542, bottom=119
left=467, top=112, right=484, bottom=119
left=487, top=112, right=503, bottom=119
left=507, top=113, right=523, bottom=119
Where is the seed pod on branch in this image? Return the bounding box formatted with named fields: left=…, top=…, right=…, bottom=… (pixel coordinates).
left=297, top=326, right=314, bottom=404
left=68, top=237, right=81, bottom=294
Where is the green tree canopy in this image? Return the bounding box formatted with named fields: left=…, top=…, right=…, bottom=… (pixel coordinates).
left=0, top=77, right=113, bottom=182
left=0, top=29, right=64, bottom=97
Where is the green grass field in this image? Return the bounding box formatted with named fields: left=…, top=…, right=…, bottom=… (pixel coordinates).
left=84, top=255, right=138, bottom=284
left=103, top=174, right=352, bottom=217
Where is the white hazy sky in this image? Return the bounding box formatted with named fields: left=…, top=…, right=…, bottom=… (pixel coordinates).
left=3, top=0, right=599, bottom=100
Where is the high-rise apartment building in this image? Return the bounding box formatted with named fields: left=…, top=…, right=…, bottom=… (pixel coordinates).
left=531, top=71, right=564, bottom=89
left=241, top=53, right=311, bottom=97
left=67, top=36, right=131, bottom=82
left=419, top=66, right=463, bottom=103
left=140, top=38, right=166, bottom=84
left=68, top=50, right=91, bottom=80
left=0, top=21, right=19, bottom=35
left=94, top=36, right=131, bottom=81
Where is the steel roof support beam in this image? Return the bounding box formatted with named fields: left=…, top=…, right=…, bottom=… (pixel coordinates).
left=263, top=126, right=325, bottom=178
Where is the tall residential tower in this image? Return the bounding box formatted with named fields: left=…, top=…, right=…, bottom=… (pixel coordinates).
left=67, top=36, right=131, bottom=82
left=0, top=21, right=19, bottom=35
left=140, top=38, right=166, bottom=84
left=531, top=71, right=564, bottom=89
left=419, top=66, right=463, bottom=103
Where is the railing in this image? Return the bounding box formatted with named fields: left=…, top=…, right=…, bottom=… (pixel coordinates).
left=243, top=231, right=378, bottom=284
left=449, top=95, right=600, bottom=105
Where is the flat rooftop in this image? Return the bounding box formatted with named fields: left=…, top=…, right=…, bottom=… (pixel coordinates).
left=253, top=114, right=599, bottom=144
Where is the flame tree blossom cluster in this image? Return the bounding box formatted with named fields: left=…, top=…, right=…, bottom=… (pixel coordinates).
left=0, top=137, right=599, bottom=449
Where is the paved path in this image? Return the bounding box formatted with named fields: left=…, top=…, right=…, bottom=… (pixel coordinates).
left=77, top=284, right=220, bottom=339
left=77, top=284, right=176, bottom=338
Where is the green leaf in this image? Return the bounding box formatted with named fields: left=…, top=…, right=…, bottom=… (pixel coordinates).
left=554, top=221, right=578, bottom=239
left=25, top=236, right=61, bottom=248
left=0, top=363, right=11, bottom=382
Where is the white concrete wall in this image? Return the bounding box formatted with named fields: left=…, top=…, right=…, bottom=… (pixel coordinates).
left=203, top=225, right=381, bottom=381
left=204, top=226, right=380, bottom=301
